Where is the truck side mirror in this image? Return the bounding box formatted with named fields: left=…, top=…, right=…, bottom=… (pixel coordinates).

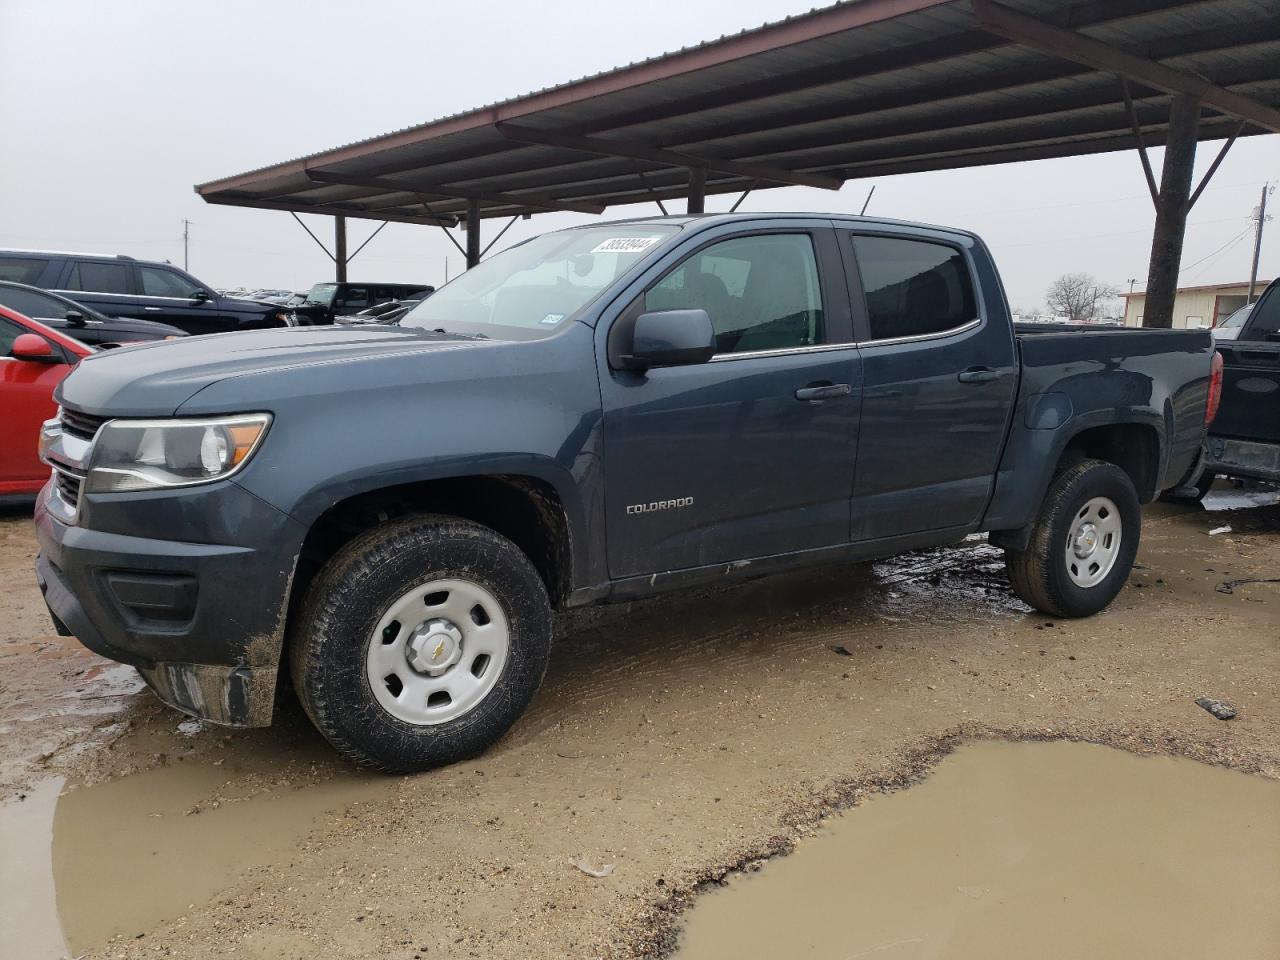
left=618, top=309, right=716, bottom=370
left=191, top=289, right=211, bottom=303
left=11, top=333, right=58, bottom=363
left=63, top=310, right=87, bottom=327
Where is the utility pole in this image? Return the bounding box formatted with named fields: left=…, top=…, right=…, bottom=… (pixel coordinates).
left=1247, top=183, right=1273, bottom=303
left=181, top=219, right=192, bottom=271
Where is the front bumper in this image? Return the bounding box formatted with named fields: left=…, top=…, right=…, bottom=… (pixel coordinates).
left=34, top=480, right=306, bottom=727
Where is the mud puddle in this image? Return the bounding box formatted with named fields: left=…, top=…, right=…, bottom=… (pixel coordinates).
left=0, top=752, right=383, bottom=957
left=674, top=740, right=1280, bottom=959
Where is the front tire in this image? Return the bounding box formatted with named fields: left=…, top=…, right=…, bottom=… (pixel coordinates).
left=289, top=516, right=552, bottom=773
left=1005, top=459, right=1141, bottom=618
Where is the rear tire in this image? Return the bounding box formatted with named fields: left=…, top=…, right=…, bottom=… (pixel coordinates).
left=1005, top=459, right=1140, bottom=618
left=289, top=515, right=552, bottom=773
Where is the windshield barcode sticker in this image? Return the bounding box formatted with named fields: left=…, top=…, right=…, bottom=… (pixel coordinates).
left=540, top=313, right=566, bottom=325
left=590, top=236, right=662, bottom=254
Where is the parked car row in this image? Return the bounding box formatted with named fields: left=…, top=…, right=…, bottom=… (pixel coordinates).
left=288, top=282, right=435, bottom=325
left=0, top=249, right=434, bottom=337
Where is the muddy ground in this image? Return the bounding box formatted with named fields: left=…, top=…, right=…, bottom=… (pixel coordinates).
left=1, top=486, right=1277, bottom=959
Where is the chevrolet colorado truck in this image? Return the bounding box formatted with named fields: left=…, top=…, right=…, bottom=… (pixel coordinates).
left=34, top=214, right=1219, bottom=772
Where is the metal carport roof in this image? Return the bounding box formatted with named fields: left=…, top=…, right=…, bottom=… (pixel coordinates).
left=196, top=0, right=1280, bottom=225
left=194, top=0, right=1280, bottom=323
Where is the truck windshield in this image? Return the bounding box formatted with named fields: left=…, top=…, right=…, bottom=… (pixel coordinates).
left=305, top=283, right=338, bottom=306
left=400, top=225, right=678, bottom=339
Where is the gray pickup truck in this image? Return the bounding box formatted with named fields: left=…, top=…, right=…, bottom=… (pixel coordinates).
left=35, top=214, right=1218, bottom=771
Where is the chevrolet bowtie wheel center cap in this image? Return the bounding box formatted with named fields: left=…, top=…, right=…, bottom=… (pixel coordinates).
left=405, top=619, right=464, bottom=676
left=1072, top=523, right=1099, bottom=559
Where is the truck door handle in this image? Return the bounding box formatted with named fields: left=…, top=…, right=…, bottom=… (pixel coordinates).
left=143, top=306, right=162, bottom=311
left=958, top=367, right=1003, bottom=384
left=794, top=382, right=852, bottom=402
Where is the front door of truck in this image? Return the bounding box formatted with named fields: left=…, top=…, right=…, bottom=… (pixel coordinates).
left=1213, top=279, right=1280, bottom=444
left=840, top=229, right=1018, bottom=541
left=599, top=227, right=861, bottom=579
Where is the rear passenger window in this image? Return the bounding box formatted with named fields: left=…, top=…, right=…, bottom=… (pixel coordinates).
left=0, top=257, right=48, bottom=284
left=645, top=233, right=823, bottom=354
left=65, top=261, right=131, bottom=295
left=852, top=236, right=977, bottom=341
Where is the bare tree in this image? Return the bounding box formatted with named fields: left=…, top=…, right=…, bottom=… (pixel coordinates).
left=1046, top=273, right=1122, bottom=322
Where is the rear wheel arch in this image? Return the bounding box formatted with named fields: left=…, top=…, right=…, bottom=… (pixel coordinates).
left=1056, top=422, right=1162, bottom=502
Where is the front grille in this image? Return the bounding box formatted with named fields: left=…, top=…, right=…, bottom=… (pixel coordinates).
left=54, top=469, right=83, bottom=514
left=60, top=408, right=108, bottom=441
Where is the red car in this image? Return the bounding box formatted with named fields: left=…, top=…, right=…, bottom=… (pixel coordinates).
left=0, top=304, right=92, bottom=501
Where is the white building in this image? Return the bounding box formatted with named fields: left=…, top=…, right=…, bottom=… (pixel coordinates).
left=1122, top=280, right=1271, bottom=329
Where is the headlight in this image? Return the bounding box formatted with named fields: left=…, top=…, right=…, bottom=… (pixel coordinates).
left=84, top=414, right=271, bottom=493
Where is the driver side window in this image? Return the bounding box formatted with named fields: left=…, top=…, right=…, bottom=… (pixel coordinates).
left=139, top=266, right=200, bottom=298
left=644, top=233, right=824, bottom=354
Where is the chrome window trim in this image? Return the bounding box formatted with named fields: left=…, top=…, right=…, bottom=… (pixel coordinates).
left=708, top=341, right=857, bottom=363
left=858, top=316, right=982, bottom=349
left=49, top=288, right=136, bottom=300
left=706, top=317, right=981, bottom=362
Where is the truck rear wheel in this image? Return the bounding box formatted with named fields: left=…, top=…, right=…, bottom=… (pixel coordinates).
left=289, top=516, right=552, bottom=773
left=1005, top=459, right=1140, bottom=618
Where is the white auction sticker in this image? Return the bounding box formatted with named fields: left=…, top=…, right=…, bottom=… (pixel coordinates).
left=590, top=236, right=662, bottom=254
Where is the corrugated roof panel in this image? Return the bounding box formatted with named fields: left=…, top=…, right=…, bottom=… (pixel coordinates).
left=198, top=0, right=1280, bottom=222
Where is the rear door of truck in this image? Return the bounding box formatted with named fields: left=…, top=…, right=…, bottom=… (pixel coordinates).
left=1213, top=278, right=1280, bottom=444
left=836, top=227, right=1018, bottom=540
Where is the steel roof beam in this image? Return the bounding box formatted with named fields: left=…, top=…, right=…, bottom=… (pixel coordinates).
left=494, top=123, right=844, bottom=191
left=303, top=169, right=606, bottom=215
left=971, top=0, right=1280, bottom=132
left=202, top=193, right=458, bottom=227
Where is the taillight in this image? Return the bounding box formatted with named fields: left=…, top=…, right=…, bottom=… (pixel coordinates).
left=1205, top=351, right=1223, bottom=425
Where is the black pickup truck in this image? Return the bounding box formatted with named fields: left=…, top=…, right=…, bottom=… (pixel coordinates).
left=1185, top=277, right=1280, bottom=495
left=34, top=214, right=1218, bottom=772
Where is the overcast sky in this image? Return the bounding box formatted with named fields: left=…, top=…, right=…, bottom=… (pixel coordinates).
left=2, top=0, right=1277, bottom=310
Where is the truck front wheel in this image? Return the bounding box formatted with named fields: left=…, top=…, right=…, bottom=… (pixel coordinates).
left=289, top=516, right=552, bottom=772
left=1004, top=459, right=1141, bottom=618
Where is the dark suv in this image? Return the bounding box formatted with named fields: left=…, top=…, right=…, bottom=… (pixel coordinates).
left=0, top=250, right=291, bottom=335
left=289, top=281, right=434, bottom=325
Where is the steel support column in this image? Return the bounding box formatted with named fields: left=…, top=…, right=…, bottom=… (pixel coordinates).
left=334, top=215, right=348, bottom=282
left=687, top=167, right=706, bottom=214
left=1142, top=94, right=1200, bottom=329
left=465, top=198, right=481, bottom=269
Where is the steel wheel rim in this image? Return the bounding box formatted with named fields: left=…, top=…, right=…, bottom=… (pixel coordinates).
left=365, top=578, right=510, bottom=725
left=1064, top=496, right=1122, bottom=588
